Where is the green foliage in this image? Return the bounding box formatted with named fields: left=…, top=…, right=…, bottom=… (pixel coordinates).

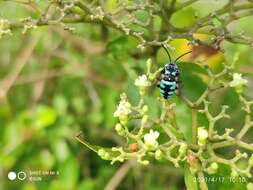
left=170, top=7, right=196, bottom=28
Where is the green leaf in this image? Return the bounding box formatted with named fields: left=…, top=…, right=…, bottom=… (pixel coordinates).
left=178, top=62, right=207, bottom=102
left=105, top=0, right=118, bottom=12
left=184, top=164, right=198, bottom=190
left=53, top=95, right=68, bottom=116
left=78, top=179, right=96, bottom=190
left=175, top=103, right=192, bottom=142
left=107, top=36, right=129, bottom=61
left=152, top=15, right=162, bottom=32
left=169, top=125, right=184, bottom=140
left=59, top=157, right=79, bottom=190
left=52, top=139, right=70, bottom=162
left=34, top=105, right=57, bottom=129
left=170, top=7, right=196, bottom=28
left=102, top=89, right=117, bottom=129
left=71, top=96, right=85, bottom=114
left=135, top=10, right=149, bottom=23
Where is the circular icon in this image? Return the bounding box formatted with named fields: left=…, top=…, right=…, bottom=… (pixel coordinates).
left=17, top=171, right=26, bottom=181
left=8, top=172, right=16, bottom=180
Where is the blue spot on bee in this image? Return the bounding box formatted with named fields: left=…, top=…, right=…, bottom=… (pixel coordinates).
left=159, top=79, right=177, bottom=99
left=161, top=80, right=174, bottom=85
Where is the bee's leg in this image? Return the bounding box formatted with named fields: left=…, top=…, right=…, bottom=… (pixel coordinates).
left=156, top=72, right=163, bottom=88
left=174, top=79, right=183, bottom=96
left=156, top=81, right=161, bottom=88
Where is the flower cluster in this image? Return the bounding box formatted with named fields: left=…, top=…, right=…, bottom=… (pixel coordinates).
left=134, top=74, right=151, bottom=96
left=113, top=93, right=132, bottom=125
left=0, top=19, right=11, bottom=39
left=229, top=73, right=248, bottom=93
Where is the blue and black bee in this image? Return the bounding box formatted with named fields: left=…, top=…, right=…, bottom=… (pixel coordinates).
left=158, top=46, right=192, bottom=99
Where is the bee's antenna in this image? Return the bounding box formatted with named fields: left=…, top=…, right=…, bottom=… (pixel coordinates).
left=162, top=45, right=172, bottom=64
left=174, top=51, right=192, bottom=63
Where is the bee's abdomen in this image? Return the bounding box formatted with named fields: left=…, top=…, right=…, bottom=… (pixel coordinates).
left=159, top=79, right=176, bottom=99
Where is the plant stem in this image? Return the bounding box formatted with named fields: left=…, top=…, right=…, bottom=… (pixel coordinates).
left=236, top=114, right=252, bottom=139
left=197, top=171, right=208, bottom=190
left=192, top=109, right=198, bottom=144
left=212, top=140, right=236, bottom=149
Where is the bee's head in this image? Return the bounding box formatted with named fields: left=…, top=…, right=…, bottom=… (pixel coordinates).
left=165, top=63, right=177, bottom=70
left=164, top=63, right=178, bottom=76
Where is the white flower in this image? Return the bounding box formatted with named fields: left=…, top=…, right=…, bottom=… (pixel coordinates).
left=144, top=129, right=159, bottom=149
left=197, top=127, right=208, bottom=140
left=229, top=73, right=248, bottom=87
left=113, top=94, right=131, bottom=117
left=134, top=74, right=151, bottom=87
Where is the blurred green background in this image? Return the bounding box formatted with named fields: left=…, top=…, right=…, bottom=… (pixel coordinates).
left=1, top=1, right=253, bottom=190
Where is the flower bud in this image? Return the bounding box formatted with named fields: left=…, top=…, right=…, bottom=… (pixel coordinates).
left=197, top=127, right=208, bottom=147
left=155, top=149, right=163, bottom=160
left=230, top=169, right=238, bottom=178
left=140, top=160, right=150, bottom=165
left=198, top=138, right=207, bottom=147
left=115, top=123, right=122, bottom=131
left=98, top=149, right=106, bottom=157
left=115, top=123, right=125, bottom=136
left=118, top=158, right=124, bottom=162
left=207, top=162, right=218, bottom=174
left=98, top=149, right=111, bottom=160
left=129, top=143, right=138, bottom=152
left=179, top=143, right=187, bottom=156
left=119, top=115, right=128, bottom=125
left=103, top=152, right=110, bottom=160
left=111, top=147, right=118, bottom=151
left=142, top=105, right=149, bottom=113
left=247, top=183, right=253, bottom=190
left=146, top=58, right=152, bottom=73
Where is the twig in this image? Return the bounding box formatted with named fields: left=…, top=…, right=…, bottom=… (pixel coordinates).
left=197, top=170, right=208, bottom=190
left=0, top=34, right=40, bottom=101
left=192, top=109, right=198, bottom=144
left=104, top=161, right=133, bottom=190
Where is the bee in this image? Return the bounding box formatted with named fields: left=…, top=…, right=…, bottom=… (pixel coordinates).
left=158, top=46, right=192, bottom=99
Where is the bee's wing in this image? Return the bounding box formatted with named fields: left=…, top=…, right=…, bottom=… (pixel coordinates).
left=174, top=75, right=183, bottom=96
